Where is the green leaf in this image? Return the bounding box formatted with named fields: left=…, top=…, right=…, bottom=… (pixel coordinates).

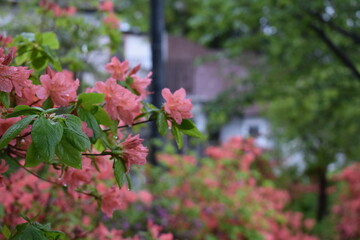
left=94, top=138, right=105, bottom=152
left=77, top=108, right=101, bottom=142
left=114, top=159, right=126, bottom=188
left=144, top=103, right=159, bottom=112
left=156, top=112, right=168, bottom=136
left=0, top=115, right=36, bottom=150
left=32, top=57, right=48, bottom=71
left=42, top=97, right=54, bottom=110
left=5, top=105, right=43, bottom=119
left=55, top=137, right=82, bottom=169
left=41, top=32, right=59, bottom=49
left=62, top=115, right=91, bottom=151
left=2, top=225, right=11, bottom=239
left=176, top=119, right=205, bottom=139
left=42, top=46, right=62, bottom=71
left=93, top=106, right=115, bottom=131
left=0, top=91, right=10, bottom=109
left=171, top=125, right=183, bottom=148
left=31, top=117, right=63, bottom=162
left=25, top=143, right=44, bottom=167
left=44, top=230, right=67, bottom=240
left=126, top=174, right=132, bottom=190
left=54, top=106, right=75, bottom=115
left=77, top=93, right=105, bottom=109
left=11, top=224, right=47, bottom=240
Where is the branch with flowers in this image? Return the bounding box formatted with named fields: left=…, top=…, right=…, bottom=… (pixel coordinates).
left=0, top=26, right=203, bottom=239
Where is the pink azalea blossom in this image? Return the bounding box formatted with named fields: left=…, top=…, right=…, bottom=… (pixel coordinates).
left=101, top=187, right=125, bottom=217
left=17, top=83, right=41, bottom=106
left=137, top=190, right=152, bottom=206
left=161, top=88, right=193, bottom=124
left=105, top=57, right=129, bottom=81
left=0, top=160, right=9, bottom=174
left=0, top=35, right=12, bottom=47
left=130, top=73, right=152, bottom=99
left=94, top=155, right=113, bottom=180
left=147, top=220, right=173, bottom=240
left=0, top=48, right=33, bottom=96
left=36, top=69, right=79, bottom=106
left=81, top=122, right=94, bottom=137
left=121, top=134, right=148, bottom=172
left=0, top=160, right=9, bottom=187
left=59, top=157, right=92, bottom=191
left=92, top=223, right=125, bottom=240
left=103, top=13, right=120, bottom=29
left=98, top=1, right=114, bottom=12
left=92, top=78, right=142, bottom=124
left=0, top=117, right=21, bottom=136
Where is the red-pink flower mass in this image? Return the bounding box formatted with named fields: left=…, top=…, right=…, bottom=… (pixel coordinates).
left=92, top=78, right=142, bottom=124
left=161, top=88, right=193, bottom=124
left=98, top=1, right=114, bottom=12
left=105, top=57, right=129, bottom=81
left=101, top=187, right=124, bottom=217
left=36, top=69, right=79, bottom=106
left=0, top=48, right=33, bottom=97
left=121, top=134, right=148, bottom=172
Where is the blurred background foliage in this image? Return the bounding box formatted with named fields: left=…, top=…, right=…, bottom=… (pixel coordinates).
left=2, top=0, right=360, bottom=238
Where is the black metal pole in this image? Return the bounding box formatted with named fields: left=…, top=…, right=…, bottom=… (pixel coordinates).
left=149, top=0, right=165, bottom=165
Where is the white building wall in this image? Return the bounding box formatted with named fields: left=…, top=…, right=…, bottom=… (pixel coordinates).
left=219, top=117, right=274, bottom=149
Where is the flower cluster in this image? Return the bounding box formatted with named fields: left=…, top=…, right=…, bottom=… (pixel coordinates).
left=98, top=1, right=120, bottom=29
left=332, top=163, right=360, bottom=239
left=0, top=29, right=193, bottom=238
left=150, top=137, right=317, bottom=240
left=39, top=0, right=76, bottom=17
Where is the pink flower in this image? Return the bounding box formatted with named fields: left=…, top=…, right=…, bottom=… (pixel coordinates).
left=101, top=187, right=125, bottom=217
left=0, top=160, right=9, bottom=174
left=17, top=83, right=41, bottom=106
left=103, top=13, right=120, bottom=29
left=137, top=190, right=152, bottom=206
left=58, top=157, right=92, bottom=191
left=0, top=48, right=33, bottom=96
left=92, top=78, right=142, bottom=124
left=0, top=117, right=21, bottom=136
left=105, top=57, right=129, bottom=81
left=130, top=73, right=152, bottom=99
left=0, top=160, right=9, bottom=187
left=36, top=70, right=79, bottom=106
left=98, top=1, right=114, bottom=12
left=93, top=155, right=113, bottom=180
left=147, top=220, right=173, bottom=240
left=0, top=35, right=12, bottom=47
left=65, top=6, right=77, bottom=16
left=161, top=88, right=193, bottom=124
left=121, top=134, right=148, bottom=172
left=81, top=122, right=94, bottom=137
left=92, top=223, right=124, bottom=240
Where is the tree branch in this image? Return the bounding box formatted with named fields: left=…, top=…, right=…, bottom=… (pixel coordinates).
left=309, top=24, right=360, bottom=81
left=309, top=11, right=360, bottom=45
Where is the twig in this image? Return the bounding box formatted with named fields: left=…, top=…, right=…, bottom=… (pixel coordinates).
left=102, top=119, right=153, bottom=132
left=82, top=152, right=112, bottom=156
left=11, top=159, right=63, bottom=187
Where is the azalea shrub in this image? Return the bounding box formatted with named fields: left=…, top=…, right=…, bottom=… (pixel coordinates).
left=331, top=163, right=360, bottom=240
left=2, top=0, right=122, bottom=75
left=128, top=137, right=318, bottom=240
left=0, top=16, right=203, bottom=238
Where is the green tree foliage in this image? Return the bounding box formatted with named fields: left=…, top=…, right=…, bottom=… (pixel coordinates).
left=120, top=0, right=360, bottom=222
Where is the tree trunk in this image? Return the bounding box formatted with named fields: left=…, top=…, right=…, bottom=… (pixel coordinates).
left=316, top=167, right=328, bottom=221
